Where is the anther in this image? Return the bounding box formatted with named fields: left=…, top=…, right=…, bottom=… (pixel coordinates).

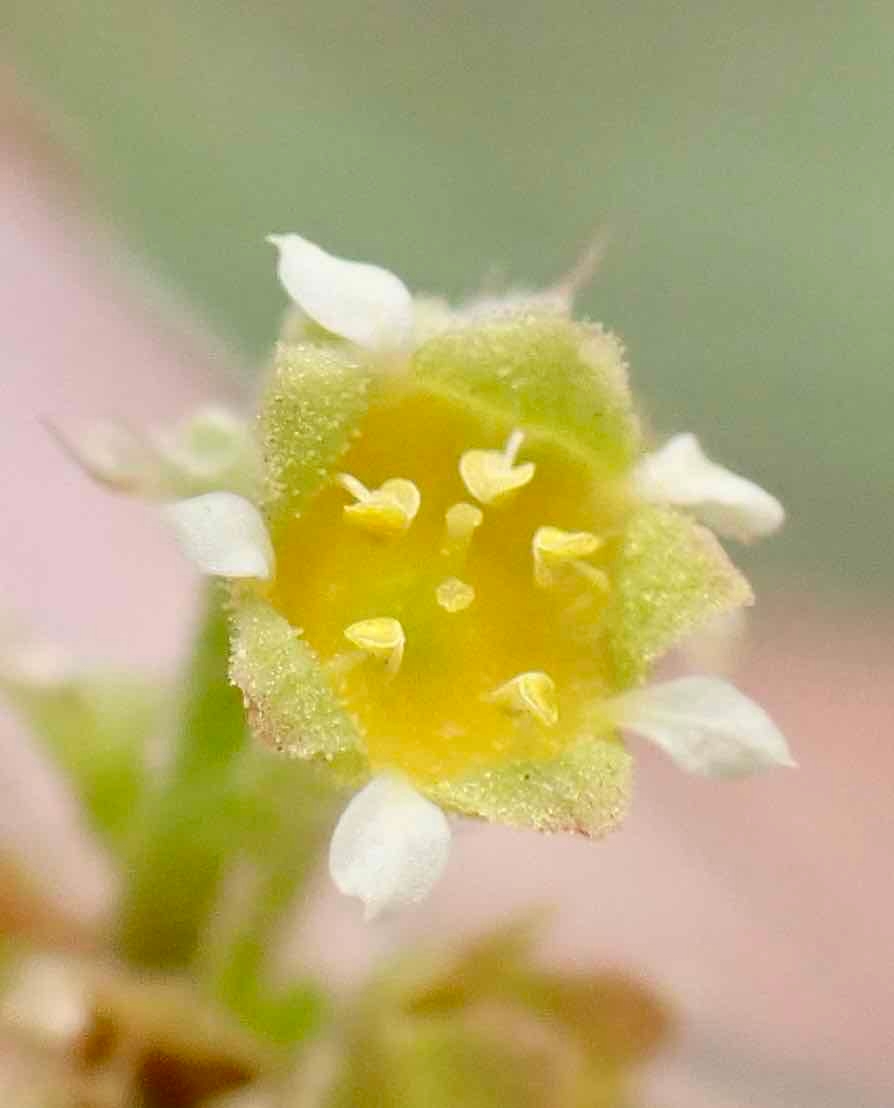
left=337, top=473, right=420, bottom=537
left=442, top=501, right=483, bottom=555
left=436, top=577, right=475, bottom=613
left=459, top=430, right=535, bottom=506
left=344, top=617, right=405, bottom=675
left=486, top=671, right=559, bottom=727
left=533, top=526, right=604, bottom=588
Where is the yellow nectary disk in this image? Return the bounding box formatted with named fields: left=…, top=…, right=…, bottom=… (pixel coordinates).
left=270, top=388, right=631, bottom=785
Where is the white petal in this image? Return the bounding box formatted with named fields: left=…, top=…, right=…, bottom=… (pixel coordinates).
left=329, top=773, right=451, bottom=919
left=611, top=676, right=795, bottom=777
left=163, top=492, right=274, bottom=579
left=267, top=233, right=413, bottom=351
left=633, top=433, right=784, bottom=542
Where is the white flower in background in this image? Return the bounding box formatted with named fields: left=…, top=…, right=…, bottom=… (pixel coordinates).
left=51, top=406, right=261, bottom=502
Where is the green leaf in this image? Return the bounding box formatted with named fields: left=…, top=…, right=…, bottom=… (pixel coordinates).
left=207, top=752, right=335, bottom=1047
left=327, top=1019, right=546, bottom=1108
left=321, top=917, right=670, bottom=1108
left=0, top=669, right=159, bottom=854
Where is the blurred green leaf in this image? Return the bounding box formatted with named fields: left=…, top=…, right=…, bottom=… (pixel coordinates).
left=0, top=668, right=160, bottom=854
left=326, top=1017, right=549, bottom=1108
left=321, top=918, right=669, bottom=1108
left=208, top=753, right=336, bottom=1046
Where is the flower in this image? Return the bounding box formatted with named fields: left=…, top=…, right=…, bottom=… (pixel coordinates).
left=50, top=405, right=261, bottom=502
left=158, top=236, right=793, bottom=918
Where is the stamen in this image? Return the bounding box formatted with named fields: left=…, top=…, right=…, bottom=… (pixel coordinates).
left=337, top=473, right=371, bottom=501
left=486, top=671, right=559, bottom=727
left=436, top=577, right=475, bottom=613
left=503, top=429, right=525, bottom=465
left=459, top=429, right=535, bottom=505
left=344, top=617, right=406, bottom=675
left=570, top=561, right=610, bottom=593
left=442, top=501, right=483, bottom=555
left=337, top=473, right=420, bottom=537
left=533, top=526, right=603, bottom=588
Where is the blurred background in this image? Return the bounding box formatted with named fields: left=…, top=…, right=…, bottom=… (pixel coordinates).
left=2, top=2, right=892, bottom=1106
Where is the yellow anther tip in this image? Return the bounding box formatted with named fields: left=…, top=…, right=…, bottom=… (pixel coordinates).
left=344, top=617, right=406, bottom=674
left=378, top=478, right=421, bottom=519
left=459, top=433, right=536, bottom=505
left=445, top=501, right=483, bottom=537
left=533, top=526, right=604, bottom=588
left=436, top=577, right=475, bottom=613
left=339, top=473, right=420, bottom=537
left=442, top=502, right=484, bottom=555
left=459, top=451, right=535, bottom=505
left=487, top=671, right=559, bottom=728
left=344, top=499, right=412, bottom=536
left=533, top=526, right=602, bottom=563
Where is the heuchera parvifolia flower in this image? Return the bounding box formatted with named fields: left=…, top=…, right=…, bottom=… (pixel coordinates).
left=162, top=235, right=793, bottom=919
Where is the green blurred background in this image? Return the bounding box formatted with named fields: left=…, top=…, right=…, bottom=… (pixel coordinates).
left=7, top=0, right=893, bottom=597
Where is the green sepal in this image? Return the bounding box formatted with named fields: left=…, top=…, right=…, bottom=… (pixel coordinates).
left=411, top=313, right=639, bottom=476
left=428, top=736, right=631, bottom=837
left=606, top=505, right=753, bottom=688
left=260, top=342, right=371, bottom=535
left=228, top=590, right=368, bottom=783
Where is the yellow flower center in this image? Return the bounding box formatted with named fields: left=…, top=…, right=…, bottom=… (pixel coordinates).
left=269, top=390, right=630, bottom=785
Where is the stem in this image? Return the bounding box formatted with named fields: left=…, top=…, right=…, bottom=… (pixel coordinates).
left=116, top=584, right=247, bottom=970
